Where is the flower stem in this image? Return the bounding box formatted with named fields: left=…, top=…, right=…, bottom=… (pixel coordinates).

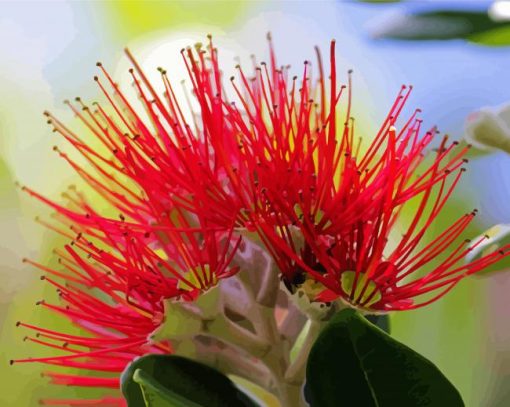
left=284, top=320, right=323, bottom=384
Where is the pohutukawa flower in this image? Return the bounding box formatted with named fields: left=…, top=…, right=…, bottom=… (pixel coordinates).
left=13, top=191, right=240, bottom=405
left=16, top=34, right=510, bottom=406
left=13, top=234, right=168, bottom=406
left=256, top=127, right=510, bottom=311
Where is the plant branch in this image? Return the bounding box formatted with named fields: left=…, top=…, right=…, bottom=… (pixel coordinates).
left=284, top=320, right=323, bottom=384
left=205, top=312, right=272, bottom=358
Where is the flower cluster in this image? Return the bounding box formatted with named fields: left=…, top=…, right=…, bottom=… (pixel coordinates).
left=15, top=35, right=510, bottom=405
left=15, top=186, right=239, bottom=405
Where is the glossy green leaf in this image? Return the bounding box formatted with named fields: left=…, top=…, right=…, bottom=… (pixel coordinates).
left=365, top=313, right=390, bottom=333
left=133, top=368, right=201, bottom=407
left=305, top=308, right=464, bottom=407
left=121, top=354, right=259, bottom=407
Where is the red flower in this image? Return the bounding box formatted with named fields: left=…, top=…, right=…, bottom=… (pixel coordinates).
left=16, top=34, right=510, bottom=405
left=17, top=36, right=247, bottom=405
left=25, top=38, right=253, bottom=230
left=13, top=190, right=240, bottom=405
left=254, top=123, right=509, bottom=311
left=211, top=37, right=508, bottom=310
left=13, top=242, right=164, bottom=405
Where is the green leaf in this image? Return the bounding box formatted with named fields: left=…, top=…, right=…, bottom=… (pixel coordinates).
left=468, top=25, right=510, bottom=46
left=121, top=354, right=259, bottom=407
left=373, top=10, right=510, bottom=44
left=133, top=368, right=202, bottom=407
left=305, top=308, right=464, bottom=407
left=365, top=314, right=390, bottom=334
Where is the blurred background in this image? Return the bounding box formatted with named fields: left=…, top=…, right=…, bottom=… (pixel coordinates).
left=1, top=1, right=510, bottom=406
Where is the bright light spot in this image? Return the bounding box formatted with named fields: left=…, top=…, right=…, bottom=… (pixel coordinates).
left=115, top=31, right=247, bottom=128
left=489, top=1, right=510, bottom=22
